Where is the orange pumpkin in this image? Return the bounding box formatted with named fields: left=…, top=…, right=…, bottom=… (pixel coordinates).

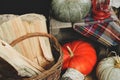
left=62, top=40, right=97, bottom=75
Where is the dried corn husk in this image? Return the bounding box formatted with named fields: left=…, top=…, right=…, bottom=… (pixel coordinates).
left=20, top=14, right=54, bottom=62
left=0, top=39, right=44, bottom=77
left=0, top=14, right=54, bottom=76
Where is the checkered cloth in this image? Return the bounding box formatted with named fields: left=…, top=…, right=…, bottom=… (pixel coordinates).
left=73, top=10, right=120, bottom=46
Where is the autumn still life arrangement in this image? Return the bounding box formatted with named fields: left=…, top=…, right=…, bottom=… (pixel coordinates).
left=0, top=0, right=120, bottom=80
left=51, top=0, right=120, bottom=80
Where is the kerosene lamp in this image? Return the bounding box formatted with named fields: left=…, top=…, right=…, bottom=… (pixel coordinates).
left=92, top=0, right=111, bottom=20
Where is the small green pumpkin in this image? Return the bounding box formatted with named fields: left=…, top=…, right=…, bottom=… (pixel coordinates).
left=51, top=0, right=91, bottom=22
left=96, top=55, right=120, bottom=80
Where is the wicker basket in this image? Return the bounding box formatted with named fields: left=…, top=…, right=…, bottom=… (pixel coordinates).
left=0, top=32, right=63, bottom=80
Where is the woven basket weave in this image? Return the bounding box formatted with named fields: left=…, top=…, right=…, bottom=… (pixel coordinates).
left=8, top=32, right=63, bottom=80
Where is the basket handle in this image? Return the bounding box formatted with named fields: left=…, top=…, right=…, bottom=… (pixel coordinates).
left=10, top=32, right=61, bottom=52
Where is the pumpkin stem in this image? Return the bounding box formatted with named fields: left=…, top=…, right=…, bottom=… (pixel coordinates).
left=110, top=51, right=120, bottom=68
left=66, top=46, right=74, bottom=57
left=115, top=63, right=120, bottom=68
left=115, top=56, right=120, bottom=68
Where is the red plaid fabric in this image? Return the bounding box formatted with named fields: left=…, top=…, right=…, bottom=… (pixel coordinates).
left=73, top=10, right=120, bottom=46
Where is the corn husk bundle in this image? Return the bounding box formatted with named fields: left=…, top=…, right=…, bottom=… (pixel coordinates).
left=0, top=14, right=54, bottom=77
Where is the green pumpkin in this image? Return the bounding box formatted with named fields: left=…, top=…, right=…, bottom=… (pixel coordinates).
left=96, top=56, right=120, bottom=80
left=51, top=0, right=91, bottom=22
